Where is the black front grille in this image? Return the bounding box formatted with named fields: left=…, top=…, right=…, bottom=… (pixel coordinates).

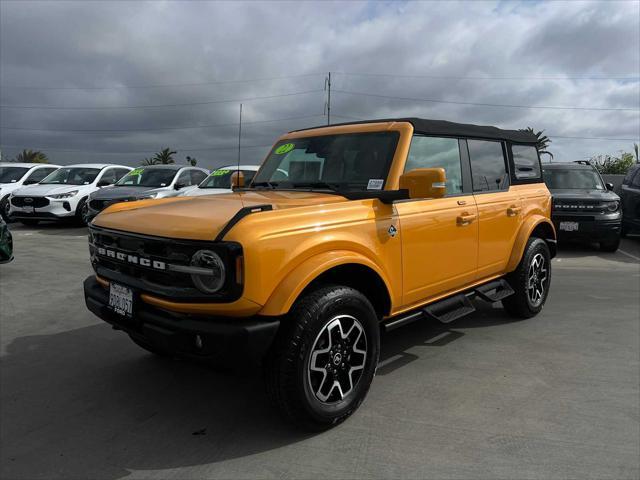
left=11, top=196, right=50, bottom=208
left=552, top=200, right=605, bottom=213
left=89, top=226, right=242, bottom=302
left=89, top=198, right=136, bottom=212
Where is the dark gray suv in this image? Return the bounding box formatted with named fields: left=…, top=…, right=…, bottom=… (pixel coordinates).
left=543, top=162, right=621, bottom=252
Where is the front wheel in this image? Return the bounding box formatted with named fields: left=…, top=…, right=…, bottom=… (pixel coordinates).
left=264, top=285, right=380, bottom=430
left=0, top=195, right=10, bottom=221
left=75, top=198, right=90, bottom=226
left=502, top=237, right=551, bottom=319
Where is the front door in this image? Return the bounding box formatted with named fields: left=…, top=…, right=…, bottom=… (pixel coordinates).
left=395, top=136, right=478, bottom=307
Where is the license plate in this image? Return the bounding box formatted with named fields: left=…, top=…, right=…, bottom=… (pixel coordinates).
left=25, top=206, right=35, bottom=213
left=109, top=282, right=133, bottom=317
left=559, top=221, right=579, bottom=232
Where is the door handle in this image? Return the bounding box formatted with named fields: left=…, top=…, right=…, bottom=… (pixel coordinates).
left=456, top=212, right=477, bottom=226
left=507, top=205, right=521, bottom=216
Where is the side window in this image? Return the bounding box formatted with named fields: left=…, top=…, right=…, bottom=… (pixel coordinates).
left=467, top=140, right=509, bottom=192
left=98, top=169, right=116, bottom=185
left=511, top=145, right=541, bottom=180
left=176, top=170, right=192, bottom=187
left=190, top=170, right=207, bottom=185
left=632, top=169, right=640, bottom=188
left=24, top=168, right=54, bottom=184
left=405, top=136, right=463, bottom=195
left=114, top=168, right=130, bottom=181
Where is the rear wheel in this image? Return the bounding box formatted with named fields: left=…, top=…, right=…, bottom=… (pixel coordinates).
left=502, top=237, right=551, bottom=319
left=264, top=285, right=380, bottom=430
left=599, top=236, right=620, bottom=252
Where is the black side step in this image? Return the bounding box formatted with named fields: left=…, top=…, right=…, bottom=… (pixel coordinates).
left=423, top=294, right=476, bottom=324
left=474, top=279, right=514, bottom=303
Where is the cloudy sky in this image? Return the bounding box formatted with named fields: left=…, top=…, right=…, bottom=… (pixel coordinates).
left=1, top=0, right=639, bottom=171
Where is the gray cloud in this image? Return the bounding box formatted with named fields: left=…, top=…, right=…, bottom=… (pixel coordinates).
left=1, top=0, right=638, bottom=170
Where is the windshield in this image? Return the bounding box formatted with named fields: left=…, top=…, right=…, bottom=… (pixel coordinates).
left=251, top=132, right=399, bottom=191
left=200, top=168, right=256, bottom=189
left=543, top=168, right=604, bottom=190
left=0, top=166, right=30, bottom=183
left=115, top=168, right=178, bottom=187
left=41, top=167, right=100, bottom=185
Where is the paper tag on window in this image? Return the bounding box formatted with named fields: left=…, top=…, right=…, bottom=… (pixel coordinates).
left=367, top=179, right=384, bottom=190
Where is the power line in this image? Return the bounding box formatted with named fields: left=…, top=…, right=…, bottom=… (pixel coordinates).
left=0, top=114, right=325, bottom=133
left=333, top=71, right=640, bottom=81
left=0, top=89, right=322, bottom=110
left=0, top=143, right=274, bottom=154
left=0, top=73, right=324, bottom=91
left=332, top=89, right=640, bottom=112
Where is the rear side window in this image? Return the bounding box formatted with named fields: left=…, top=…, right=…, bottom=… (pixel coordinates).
left=467, top=140, right=508, bottom=192
left=511, top=145, right=541, bottom=180
left=406, top=136, right=463, bottom=195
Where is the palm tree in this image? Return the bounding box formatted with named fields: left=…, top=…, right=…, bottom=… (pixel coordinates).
left=186, top=155, right=197, bottom=166
left=153, top=148, right=176, bottom=165
left=11, top=149, right=49, bottom=163
left=140, top=157, right=156, bottom=166
left=522, top=127, right=554, bottom=160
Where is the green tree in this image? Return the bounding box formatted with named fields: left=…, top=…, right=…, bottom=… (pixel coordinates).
left=153, top=148, right=176, bottom=165
left=11, top=149, right=49, bottom=163
left=522, top=127, right=553, bottom=160
left=591, top=152, right=635, bottom=175
left=186, top=155, right=197, bottom=166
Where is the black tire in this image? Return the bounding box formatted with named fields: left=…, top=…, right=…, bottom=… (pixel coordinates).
left=502, top=237, right=551, bottom=319
left=264, top=285, right=380, bottom=430
left=0, top=195, right=10, bottom=221
left=75, top=198, right=90, bottom=226
left=20, top=219, right=39, bottom=226
left=128, top=334, right=173, bottom=358
left=600, top=236, right=620, bottom=252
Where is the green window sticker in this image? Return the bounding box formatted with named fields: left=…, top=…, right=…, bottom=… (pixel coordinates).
left=129, top=168, right=144, bottom=176
left=211, top=169, right=231, bottom=176
left=275, top=143, right=295, bottom=155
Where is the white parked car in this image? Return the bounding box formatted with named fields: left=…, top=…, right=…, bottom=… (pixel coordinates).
left=86, top=165, right=210, bottom=221
left=180, top=165, right=260, bottom=197
left=9, top=163, right=132, bottom=226
left=0, top=163, right=61, bottom=220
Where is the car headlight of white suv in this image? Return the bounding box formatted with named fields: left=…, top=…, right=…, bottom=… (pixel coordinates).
left=49, top=190, right=79, bottom=199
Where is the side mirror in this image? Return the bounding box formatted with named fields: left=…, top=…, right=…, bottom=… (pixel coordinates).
left=231, top=171, right=245, bottom=189
left=23, top=179, right=38, bottom=185
left=399, top=168, right=446, bottom=199
left=97, top=180, right=111, bottom=187
left=174, top=183, right=186, bottom=190
left=605, top=182, right=614, bottom=191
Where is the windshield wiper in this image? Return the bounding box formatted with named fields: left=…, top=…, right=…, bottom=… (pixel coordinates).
left=251, top=181, right=279, bottom=189
left=289, top=181, right=344, bottom=193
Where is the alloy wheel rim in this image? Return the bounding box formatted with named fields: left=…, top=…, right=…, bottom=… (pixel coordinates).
left=307, top=314, right=367, bottom=404
left=81, top=204, right=90, bottom=224
left=527, top=253, right=548, bottom=307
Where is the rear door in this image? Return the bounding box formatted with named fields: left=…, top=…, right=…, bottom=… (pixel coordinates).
left=466, top=139, right=523, bottom=279
left=395, top=136, right=478, bottom=306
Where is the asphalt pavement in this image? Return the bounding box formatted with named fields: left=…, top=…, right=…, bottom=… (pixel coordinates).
left=1, top=223, right=639, bottom=479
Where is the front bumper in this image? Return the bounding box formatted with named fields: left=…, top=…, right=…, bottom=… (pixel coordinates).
left=10, top=198, right=77, bottom=220
left=552, top=212, right=621, bottom=241
left=83, top=276, right=279, bottom=365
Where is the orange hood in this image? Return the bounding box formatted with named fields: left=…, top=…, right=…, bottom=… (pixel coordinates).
left=92, top=190, right=347, bottom=240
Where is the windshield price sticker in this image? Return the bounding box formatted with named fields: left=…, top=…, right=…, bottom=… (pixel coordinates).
left=367, top=179, right=384, bottom=190
left=275, top=143, right=295, bottom=155
left=129, top=168, right=144, bottom=176
left=211, top=169, right=230, bottom=176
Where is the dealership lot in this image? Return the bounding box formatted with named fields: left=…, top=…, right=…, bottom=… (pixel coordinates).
left=1, top=224, right=638, bottom=480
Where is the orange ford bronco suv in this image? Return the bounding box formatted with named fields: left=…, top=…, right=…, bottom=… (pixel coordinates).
left=84, top=118, right=556, bottom=429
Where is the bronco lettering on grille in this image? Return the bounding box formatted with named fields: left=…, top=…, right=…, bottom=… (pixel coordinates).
left=96, top=246, right=166, bottom=270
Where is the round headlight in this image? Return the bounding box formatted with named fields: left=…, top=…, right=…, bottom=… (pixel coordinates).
left=605, top=201, right=620, bottom=212
left=190, top=250, right=225, bottom=293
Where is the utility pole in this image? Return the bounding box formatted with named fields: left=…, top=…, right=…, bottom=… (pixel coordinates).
left=324, top=72, right=331, bottom=125
left=237, top=103, right=242, bottom=173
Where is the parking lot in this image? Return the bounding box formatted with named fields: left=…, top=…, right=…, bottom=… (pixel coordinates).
left=1, top=223, right=639, bottom=480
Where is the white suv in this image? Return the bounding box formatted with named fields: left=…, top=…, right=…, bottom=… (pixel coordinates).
left=9, top=163, right=132, bottom=225
left=180, top=165, right=260, bottom=197
left=0, top=163, right=61, bottom=220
